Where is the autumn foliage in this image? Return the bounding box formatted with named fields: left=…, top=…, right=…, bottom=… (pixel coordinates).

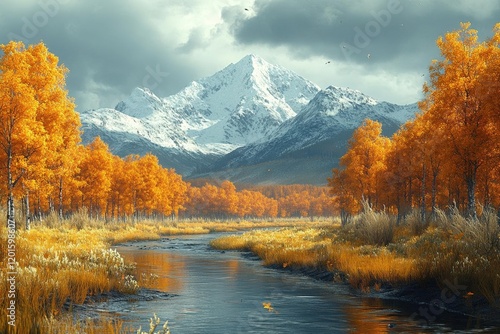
left=0, top=42, right=188, bottom=224
left=329, top=23, right=500, bottom=220
left=184, top=182, right=332, bottom=219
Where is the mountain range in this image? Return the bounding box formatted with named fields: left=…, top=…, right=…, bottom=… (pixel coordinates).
left=80, top=54, right=418, bottom=185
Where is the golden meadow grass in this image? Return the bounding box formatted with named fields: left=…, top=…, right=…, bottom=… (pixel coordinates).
left=0, top=223, right=139, bottom=333
left=0, top=213, right=320, bottom=333
left=211, top=209, right=500, bottom=299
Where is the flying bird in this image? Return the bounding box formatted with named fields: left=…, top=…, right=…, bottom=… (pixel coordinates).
left=325, top=61, right=331, bottom=64
left=245, top=8, right=249, bottom=11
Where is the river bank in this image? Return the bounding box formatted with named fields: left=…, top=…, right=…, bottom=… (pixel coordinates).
left=210, top=209, right=500, bottom=330
left=266, top=262, right=500, bottom=328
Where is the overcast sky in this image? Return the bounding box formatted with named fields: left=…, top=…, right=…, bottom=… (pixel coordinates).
left=1, top=0, right=499, bottom=112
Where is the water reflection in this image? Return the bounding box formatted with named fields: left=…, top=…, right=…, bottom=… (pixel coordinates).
left=226, top=259, right=240, bottom=280
left=119, top=250, right=186, bottom=293
left=344, top=298, right=395, bottom=333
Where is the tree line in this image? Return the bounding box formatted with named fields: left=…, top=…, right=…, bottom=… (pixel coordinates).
left=329, top=23, right=500, bottom=222
left=185, top=182, right=334, bottom=218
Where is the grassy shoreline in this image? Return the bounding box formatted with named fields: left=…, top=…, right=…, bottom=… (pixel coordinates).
left=0, top=214, right=323, bottom=333
left=210, top=208, right=500, bottom=322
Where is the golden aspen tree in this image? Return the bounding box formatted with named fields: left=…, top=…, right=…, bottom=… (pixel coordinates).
left=220, top=180, right=238, bottom=217
left=134, top=154, right=161, bottom=216
left=185, top=186, right=201, bottom=216
left=248, top=191, right=265, bottom=217
left=109, top=155, right=127, bottom=219
left=25, top=43, right=82, bottom=220
left=264, top=197, right=279, bottom=218
left=155, top=168, right=175, bottom=218
left=422, top=23, right=496, bottom=218
left=63, top=144, right=86, bottom=213
left=77, top=137, right=113, bottom=218
left=166, top=169, right=188, bottom=217
left=478, top=24, right=500, bottom=208
left=0, top=41, right=44, bottom=229
left=199, top=183, right=220, bottom=217
left=122, top=155, right=143, bottom=218
left=237, top=190, right=252, bottom=217
left=389, top=113, right=443, bottom=219
left=0, top=41, right=81, bottom=228
left=328, top=168, right=358, bottom=224
left=330, top=119, right=390, bottom=214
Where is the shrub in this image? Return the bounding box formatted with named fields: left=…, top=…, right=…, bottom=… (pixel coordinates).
left=403, top=209, right=429, bottom=236
left=350, top=201, right=395, bottom=246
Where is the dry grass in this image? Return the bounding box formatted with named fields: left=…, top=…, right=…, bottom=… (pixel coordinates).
left=344, top=203, right=395, bottom=246
left=0, top=222, right=140, bottom=333
left=211, top=208, right=500, bottom=299
left=211, top=226, right=422, bottom=289
left=407, top=207, right=500, bottom=302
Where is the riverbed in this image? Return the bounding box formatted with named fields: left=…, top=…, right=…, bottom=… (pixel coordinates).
left=109, top=233, right=498, bottom=333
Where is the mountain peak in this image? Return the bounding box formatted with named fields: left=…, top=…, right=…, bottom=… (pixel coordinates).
left=115, top=87, right=163, bottom=118
left=238, top=53, right=267, bottom=65
left=168, top=54, right=320, bottom=146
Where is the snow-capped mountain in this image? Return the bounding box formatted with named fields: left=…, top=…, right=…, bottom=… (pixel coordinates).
left=168, top=54, right=320, bottom=148
left=198, top=86, right=418, bottom=184
left=80, top=54, right=320, bottom=173
left=81, top=55, right=418, bottom=184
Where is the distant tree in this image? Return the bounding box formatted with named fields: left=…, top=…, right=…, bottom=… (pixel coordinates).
left=76, top=137, right=113, bottom=218
left=329, top=119, right=390, bottom=216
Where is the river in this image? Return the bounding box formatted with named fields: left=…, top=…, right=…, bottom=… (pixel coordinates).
left=109, top=233, right=498, bottom=333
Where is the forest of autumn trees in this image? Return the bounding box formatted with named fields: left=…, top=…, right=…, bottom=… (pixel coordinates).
left=0, top=42, right=188, bottom=227
left=185, top=182, right=333, bottom=218
left=329, top=23, right=500, bottom=221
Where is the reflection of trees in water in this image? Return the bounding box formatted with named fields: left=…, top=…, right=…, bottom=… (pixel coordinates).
left=119, top=250, right=186, bottom=293
left=343, top=298, right=392, bottom=333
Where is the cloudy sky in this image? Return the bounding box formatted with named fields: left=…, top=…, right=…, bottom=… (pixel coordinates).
left=1, top=0, right=499, bottom=112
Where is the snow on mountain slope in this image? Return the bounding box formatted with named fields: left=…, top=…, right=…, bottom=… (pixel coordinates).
left=210, top=85, right=418, bottom=171
left=80, top=54, right=320, bottom=164
left=163, top=54, right=320, bottom=146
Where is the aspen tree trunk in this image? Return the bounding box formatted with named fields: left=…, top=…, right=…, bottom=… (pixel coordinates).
left=6, top=146, right=16, bottom=229
left=431, top=169, right=438, bottom=218
left=467, top=177, right=477, bottom=220
left=58, top=177, right=64, bottom=219
left=7, top=193, right=15, bottom=229
left=25, top=192, right=31, bottom=230
left=420, top=163, right=426, bottom=222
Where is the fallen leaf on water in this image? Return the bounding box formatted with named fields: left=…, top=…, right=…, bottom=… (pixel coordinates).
left=262, top=302, right=275, bottom=313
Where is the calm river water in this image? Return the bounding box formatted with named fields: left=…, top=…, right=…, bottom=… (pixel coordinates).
left=110, top=233, right=498, bottom=333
